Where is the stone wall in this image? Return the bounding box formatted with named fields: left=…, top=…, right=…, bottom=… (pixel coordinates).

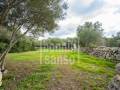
left=108, top=63, right=120, bottom=90
left=80, top=47, right=120, bottom=89
left=80, top=47, right=120, bottom=62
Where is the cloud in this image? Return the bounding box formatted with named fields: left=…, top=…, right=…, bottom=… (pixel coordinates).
left=81, top=0, right=120, bottom=37
left=80, top=0, right=94, bottom=6
left=42, top=0, right=120, bottom=39
left=69, top=0, right=104, bottom=16
left=104, top=0, right=120, bottom=6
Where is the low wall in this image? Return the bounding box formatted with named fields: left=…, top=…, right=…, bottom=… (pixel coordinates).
left=80, top=47, right=120, bottom=62
left=80, top=47, right=120, bottom=89
left=108, top=63, right=120, bottom=90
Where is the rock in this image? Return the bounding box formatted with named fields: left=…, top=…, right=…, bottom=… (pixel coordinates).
left=81, top=47, right=120, bottom=62
left=116, top=63, right=120, bottom=75
left=116, top=55, right=120, bottom=61
left=108, top=75, right=120, bottom=90
left=108, top=64, right=120, bottom=90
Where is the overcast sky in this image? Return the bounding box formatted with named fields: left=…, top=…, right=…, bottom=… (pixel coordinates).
left=40, top=0, right=120, bottom=39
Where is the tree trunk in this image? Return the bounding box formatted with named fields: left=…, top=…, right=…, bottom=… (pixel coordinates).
left=0, top=41, right=17, bottom=72
left=0, top=47, right=11, bottom=71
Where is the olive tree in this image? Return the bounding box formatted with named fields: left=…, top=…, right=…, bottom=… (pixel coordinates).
left=0, top=0, right=67, bottom=72
left=77, top=22, right=103, bottom=47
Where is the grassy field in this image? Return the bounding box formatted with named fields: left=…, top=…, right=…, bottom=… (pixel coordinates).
left=67, top=52, right=115, bottom=89
left=0, top=50, right=115, bottom=90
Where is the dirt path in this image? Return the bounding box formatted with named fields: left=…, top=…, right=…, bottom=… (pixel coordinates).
left=47, top=56, right=81, bottom=90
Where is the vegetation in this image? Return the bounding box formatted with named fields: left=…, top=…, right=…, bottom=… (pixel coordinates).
left=67, top=51, right=115, bottom=90
left=0, top=0, right=118, bottom=89
left=39, top=21, right=119, bottom=49
left=0, top=50, right=115, bottom=90
left=39, top=38, right=76, bottom=49
left=0, top=0, right=66, bottom=70
left=77, top=22, right=103, bottom=47
left=105, top=32, right=120, bottom=47
left=0, top=33, right=38, bottom=53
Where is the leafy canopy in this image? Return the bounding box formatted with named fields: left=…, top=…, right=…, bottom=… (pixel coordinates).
left=0, top=0, right=66, bottom=37
left=77, top=22, right=103, bottom=47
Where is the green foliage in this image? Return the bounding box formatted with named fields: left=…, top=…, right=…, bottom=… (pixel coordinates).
left=105, top=32, right=120, bottom=47
left=0, top=42, right=7, bottom=52
left=0, top=0, right=66, bottom=57
left=77, top=22, right=103, bottom=47
left=11, top=37, right=37, bottom=53
left=1, top=0, right=66, bottom=36
left=0, top=26, right=40, bottom=53
left=0, top=32, right=38, bottom=53
left=0, top=27, right=11, bottom=52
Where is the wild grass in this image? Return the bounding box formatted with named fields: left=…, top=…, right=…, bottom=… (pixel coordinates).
left=66, top=51, right=115, bottom=89
left=17, top=65, right=55, bottom=90
left=0, top=50, right=116, bottom=90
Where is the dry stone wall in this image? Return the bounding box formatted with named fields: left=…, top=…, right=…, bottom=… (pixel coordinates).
left=80, top=47, right=120, bottom=89
left=108, top=63, right=120, bottom=90
left=80, top=47, right=120, bottom=62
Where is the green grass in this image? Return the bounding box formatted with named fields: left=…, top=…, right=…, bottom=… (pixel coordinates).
left=8, top=51, right=41, bottom=61
left=2, top=50, right=68, bottom=90
left=17, top=65, right=55, bottom=90
left=67, top=52, right=115, bottom=73
left=66, top=51, right=115, bottom=89
left=8, top=50, right=66, bottom=61
left=1, top=50, right=116, bottom=90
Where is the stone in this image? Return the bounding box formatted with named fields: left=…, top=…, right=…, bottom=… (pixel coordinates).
left=108, top=75, right=120, bottom=90
left=116, top=63, right=120, bottom=75
left=108, top=64, right=120, bottom=90
left=116, top=55, right=120, bottom=61
left=81, top=47, right=120, bottom=62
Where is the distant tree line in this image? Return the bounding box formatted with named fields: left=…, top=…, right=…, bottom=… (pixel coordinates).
left=10, top=37, right=38, bottom=53
left=105, top=32, right=120, bottom=47
left=39, top=38, right=77, bottom=49
left=1, top=21, right=119, bottom=53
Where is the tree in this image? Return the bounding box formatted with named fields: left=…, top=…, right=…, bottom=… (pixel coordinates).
left=77, top=22, right=103, bottom=47
left=0, top=0, right=66, bottom=71
left=105, top=32, right=120, bottom=47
